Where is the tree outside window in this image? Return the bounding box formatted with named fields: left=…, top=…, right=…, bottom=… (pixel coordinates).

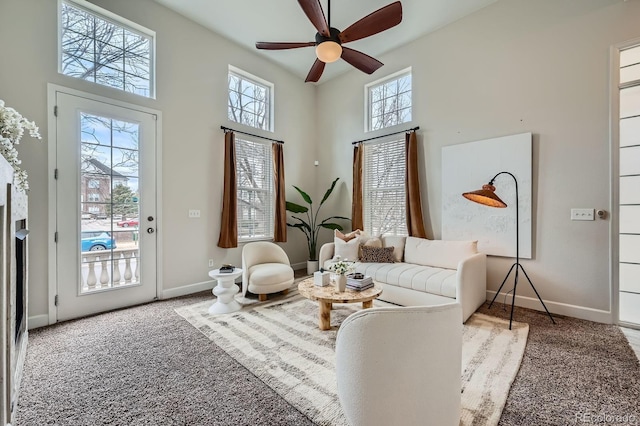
left=60, top=0, right=154, bottom=97
left=367, top=69, right=412, bottom=132
left=228, top=67, right=273, bottom=132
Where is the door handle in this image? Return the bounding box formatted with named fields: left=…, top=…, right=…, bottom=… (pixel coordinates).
left=147, top=228, right=155, bottom=234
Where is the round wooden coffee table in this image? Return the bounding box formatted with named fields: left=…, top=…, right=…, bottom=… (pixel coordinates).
left=298, top=277, right=383, bottom=330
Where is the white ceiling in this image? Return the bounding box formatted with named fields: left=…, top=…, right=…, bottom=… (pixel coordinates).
left=153, top=0, right=497, bottom=83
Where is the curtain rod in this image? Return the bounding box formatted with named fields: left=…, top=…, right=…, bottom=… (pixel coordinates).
left=220, top=126, right=284, bottom=144
left=352, top=126, right=420, bottom=145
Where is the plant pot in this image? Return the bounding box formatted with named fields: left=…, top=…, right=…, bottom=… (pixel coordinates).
left=336, top=274, right=347, bottom=292
left=307, top=260, right=319, bottom=275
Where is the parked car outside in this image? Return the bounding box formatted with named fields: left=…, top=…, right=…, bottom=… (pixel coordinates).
left=116, top=219, right=139, bottom=227
left=81, top=231, right=116, bottom=252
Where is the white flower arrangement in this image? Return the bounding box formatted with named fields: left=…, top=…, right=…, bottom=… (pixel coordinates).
left=329, top=257, right=355, bottom=276
left=0, top=99, right=42, bottom=192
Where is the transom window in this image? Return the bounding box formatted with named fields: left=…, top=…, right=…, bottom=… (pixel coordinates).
left=366, top=68, right=412, bottom=132
left=59, top=0, right=155, bottom=98
left=363, top=139, right=407, bottom=236
left=235, top=138, right=274, bottom=241
left=228, top=66, right=274, bottom=132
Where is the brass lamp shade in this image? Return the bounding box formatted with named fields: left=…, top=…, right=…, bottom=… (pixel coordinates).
left=462, top=184, right=507, bottom=208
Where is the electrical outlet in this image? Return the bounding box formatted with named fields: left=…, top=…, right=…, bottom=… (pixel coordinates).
left=208, top=259, right=214, bottom=267
left=571, top=208, right=594, bottom=221
left=188, top=209, right=200, bottom=218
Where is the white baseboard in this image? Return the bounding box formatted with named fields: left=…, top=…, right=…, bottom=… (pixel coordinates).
left=487, top=291, right=612, bottom=324
left=291, top=262, right=307, bottom=271
left=161, top=280, right=217, bottom=299
left=28, top=314, right=50, bottom=330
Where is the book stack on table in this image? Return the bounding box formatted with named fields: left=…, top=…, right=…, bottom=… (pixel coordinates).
left=346, top=273, right=374, bottom=291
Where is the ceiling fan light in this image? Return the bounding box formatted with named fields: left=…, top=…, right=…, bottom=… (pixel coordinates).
left=315, top=41, right=342, bottom=63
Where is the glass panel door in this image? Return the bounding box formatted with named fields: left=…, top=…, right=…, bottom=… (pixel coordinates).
left=54, top=90, right=157, bottom=321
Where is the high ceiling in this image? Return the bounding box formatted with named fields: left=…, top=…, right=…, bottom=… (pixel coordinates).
left=153, top=0, right=497, bottom=83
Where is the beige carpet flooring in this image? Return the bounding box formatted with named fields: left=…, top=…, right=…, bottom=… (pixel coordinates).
left=14, top=279, right=640, bottom=426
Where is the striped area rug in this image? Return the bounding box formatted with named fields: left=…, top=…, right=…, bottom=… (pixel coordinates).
left=175, top=291, right=528, bottom=426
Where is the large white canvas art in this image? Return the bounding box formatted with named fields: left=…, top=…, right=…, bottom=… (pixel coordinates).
left=442, top=133, right=532, bottom=258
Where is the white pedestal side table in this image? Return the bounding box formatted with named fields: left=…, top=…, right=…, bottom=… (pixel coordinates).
left=208, top=268, right=243, bottom=314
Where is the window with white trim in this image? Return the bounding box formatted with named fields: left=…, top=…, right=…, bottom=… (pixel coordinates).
left=59, top=0, right=155, bottom=98
left=363, top=139, right=407, bottom=236
left=228, top=67, right=273, bottom=132
left=366, top=69, right=412, bottom=132
left=235, top=138, right=274, bottom=241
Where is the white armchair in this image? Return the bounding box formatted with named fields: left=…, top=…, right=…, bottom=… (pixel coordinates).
left=241, top=242, right=294, bottom=301
left=336, top=303, right=462, bottom=426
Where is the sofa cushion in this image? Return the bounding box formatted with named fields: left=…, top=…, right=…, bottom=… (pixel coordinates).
left=360, top=245, right=395, bottom=263
left=248, top=263, right=294, bottom=286
left=382, top=235, right=406, bottom=262
left=354, top=262, right=457, bottom=298
left=404, top=237, right=478, bottom=270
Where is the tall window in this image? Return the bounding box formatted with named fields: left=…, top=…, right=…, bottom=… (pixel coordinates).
left=228, top=66, right=273, bottom=131
left=59, top=0, right=155, bottom=98
left=363, top=139, right=407, bottom=236
left=366, top=68, right=412, bottom=132
left=235, top=138, right=274, bottom=241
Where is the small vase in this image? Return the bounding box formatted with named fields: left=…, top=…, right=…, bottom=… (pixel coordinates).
left=336, top=274, right=347, bottom=292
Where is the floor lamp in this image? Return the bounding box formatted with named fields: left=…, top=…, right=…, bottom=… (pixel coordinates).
left=462, top=171, right=555, bottom=330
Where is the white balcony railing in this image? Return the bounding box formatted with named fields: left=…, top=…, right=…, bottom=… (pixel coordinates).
left=81, top=248, right=139, bottom=292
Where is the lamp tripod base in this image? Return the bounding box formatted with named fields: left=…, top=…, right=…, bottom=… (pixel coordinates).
left=488, top=262, right=556, bottom=330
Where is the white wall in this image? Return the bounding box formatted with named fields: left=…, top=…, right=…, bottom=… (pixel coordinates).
left=0, top=0, right=315, bottom=321
left=316, top=0, right=640, bottom=321
left=4, top=0, right=639, bottom=324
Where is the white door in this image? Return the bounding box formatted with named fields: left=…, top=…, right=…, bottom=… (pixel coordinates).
left=54, top=90, right=158, bottom=321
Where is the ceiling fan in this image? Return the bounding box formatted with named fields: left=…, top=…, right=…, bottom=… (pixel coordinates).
left=256, top=0, right=403, bottom=83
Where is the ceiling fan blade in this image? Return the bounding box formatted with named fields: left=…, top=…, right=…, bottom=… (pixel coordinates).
left=341, top=47, right=383, bottom=74
left=305, top=59, right=326, bottom=83
left=256, top=42, right=316, bottom=50
left=298, top=0, right=330, bottom=37
left=339, top=1, right=402, bottom=44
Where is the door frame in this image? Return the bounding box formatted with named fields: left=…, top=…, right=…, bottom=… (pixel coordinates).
left=47, top=84, right=163, bottom=324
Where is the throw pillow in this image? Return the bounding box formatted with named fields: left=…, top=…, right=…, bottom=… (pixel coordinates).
left=360, top=245, right=395, bottom=263
left=334, top=235, right=360, bottom=261
left=358, top=236, right=382, bottom=258
left=382, top=235, right=407, bottom=262
left=335, top=229, right=360, bottom=242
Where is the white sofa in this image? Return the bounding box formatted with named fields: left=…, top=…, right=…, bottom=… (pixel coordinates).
left=319, top=235, right=486, bottom=322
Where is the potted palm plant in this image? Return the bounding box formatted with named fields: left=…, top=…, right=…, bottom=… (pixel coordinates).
left=286, top=177, right=350, bottom=274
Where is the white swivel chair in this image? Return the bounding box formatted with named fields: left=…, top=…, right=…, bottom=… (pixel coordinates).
left=241, top=241, right=294, bottom=301
left=336, top=303, right=462, bottom=426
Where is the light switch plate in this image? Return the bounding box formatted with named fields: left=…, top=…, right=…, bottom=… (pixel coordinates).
left=571, top=208, right=594, bottom=221
left=189, top=209, right=200, bottom=218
